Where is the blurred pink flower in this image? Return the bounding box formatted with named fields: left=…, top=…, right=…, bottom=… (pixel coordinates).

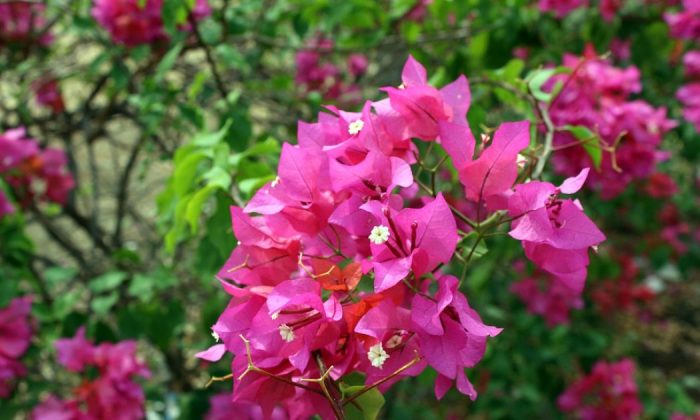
left=0, top=297, right=32, bottom=398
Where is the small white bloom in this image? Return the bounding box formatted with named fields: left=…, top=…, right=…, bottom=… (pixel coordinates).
left=385, top=334, right=403, bottom=349
left=481, top=133, right=491, bottom=144
left=279, top=324, right=295, bottom=342
left=398, top=83, right=406, bottom=90
left=516, top=153, right=528, bottom=169
left=348, top=120, right=364, bottom=135
left=368, top=343, right=389, bottom=368
left=271, top=176, right=281, bottom=188
left=368, top=225, right=390, bottom=245
left=211, top=330, right=220, bottom=342
left=271, top=311, right=279, bottom=320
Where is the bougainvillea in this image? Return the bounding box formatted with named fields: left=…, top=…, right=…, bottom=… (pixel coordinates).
left=547, top=48, right=676, bottom=198
left=295, top=37, right=367, bottom=105
left=0, top=297, right=32, bottom=398
left=677, top=51, right=700, bottom=131
left=0, top=1, right=52, bottom=48
left=33, top=77, right=65, bottom=114
left=558, top=359, right=643, bottom=419
left=665, top=0, right=700, bottom=41
left=591, top=254, right=655, bottom=316
left=32, top=327, right=150, bottom=419
left=511, top=269, right=584, bottom=326
left=91, top=0, right=211, bottom=47
left=0, top=127, right=74, bottom=215
left=196, top=55, right=605, bottom=418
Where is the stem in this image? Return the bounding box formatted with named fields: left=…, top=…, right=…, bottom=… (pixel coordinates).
left=343, top=353, right=423, bottom=406
left=532, top=99, right=555, bottom=178
left=187, top=11, right=229, bottom=104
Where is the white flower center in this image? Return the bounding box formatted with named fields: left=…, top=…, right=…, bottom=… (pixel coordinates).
left=271, top=311, right=280, bottom=320
left=271, top=176, right=281, bottom=188
left=211, top=330, right=220, bottom=342
left=398, top=83, right=406, bottom=90
left=385, top=334, right=403, bottom=349
left=348, top=120, right=364, bottom=135
left=368, top=225, right=390, bottom=245
left=279, top=324, right=295, bottom=342
left=516, top=154, right=527, bottom=169
left=368, top=343, right=389, bottom=368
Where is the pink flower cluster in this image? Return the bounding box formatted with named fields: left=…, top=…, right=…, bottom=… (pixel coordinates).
left=591, top=254, right=654, bottom=316
left=0, top=128, right=74, bottom=218
left=0, top=1, right=52, bottom=48
left=295, top=37, right=368, bottom=105
left=32, top=327, right=150, bottom=420
left=665, top=0, right=700, bottom=41
left=33, top=77, right=65, bottom=114
left=538, top=0, right=623, bottom=21
left=558, top=359, right=643, bottom=420
left=511, top=269, right=584, bottom=326
left=92, top=0, right=211, bottom=47
left=197, top=55, right=604, bottom=417
left=0, top=297, right=32, bottom=398
left=677, top=52, right=700, bottom=131
left=547, top=49, right=676, bottom=198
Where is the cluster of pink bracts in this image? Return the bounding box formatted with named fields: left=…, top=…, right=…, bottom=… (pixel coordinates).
left=295, top=37, right=368, bottom=105
left=546, top=47, right=676, bottom=198
left=0, top=297, right=32, bottom=398
left=91, top=0, right=211, bottom=47
left=31, top=327, right=150, bottom=420
left=195, top=55, right=604, bottom=418
left=668, top=1, right=700, bottom=131
left=558, top=359, right=643, bottom=420
left=0, top=1, right=53, bottom=48
left=0, top=128, right=74, bottom=219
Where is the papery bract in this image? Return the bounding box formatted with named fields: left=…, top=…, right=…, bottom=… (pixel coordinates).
left=558, top=359, right=642, bottom=420
left=0, top=297, right=32, bottom=398
left=92, top=0, right=211, bottom=47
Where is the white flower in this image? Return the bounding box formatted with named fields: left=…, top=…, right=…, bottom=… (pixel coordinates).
left=398, top=83, right=406, bottom=90
left=211, top=330, right=220, bottom=342
left=271, top=311, right=280, bottom=320
left=385, top=333, right=403, bottom=349
left=516, top=153, right=528, bottom=169
left=279, top=324, right=295, bottom=342
left=369, top=225, right=390, bottom=245
left=271, top=176, right=281, bottom=188
left=368, top=343, right=389, bottom=368
left=348, top=120, right=364, bottom=135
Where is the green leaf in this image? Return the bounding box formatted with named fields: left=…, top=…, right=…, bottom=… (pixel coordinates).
left=494, top=59, right=525, bottom=83
left=91, top=292, right=119, bottom=316
left=44, top=267, right=77, bottom=287
left=54, top=290, right=82, bottom=318
left=155, top=42, right=184, bottom=83
left=185, top=185, right=217, bottom=233
left=89, top=271, right=128, bottom=293
left=341, top=385, right=385, bottom=420
left=563, top=125, right=602, bottom=169
left=128, top=274, right=155, bottom=302
left=526, top=68, right=556, bottom=102
left=173, top=152, right=207, bottom=196
left=526, top=66, right=570, bottom=103
left=239, top=175, right=276, bottom=197
left=192, top=120, right=232, bottom=147
left=241, top=137, right=280, bottom=158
